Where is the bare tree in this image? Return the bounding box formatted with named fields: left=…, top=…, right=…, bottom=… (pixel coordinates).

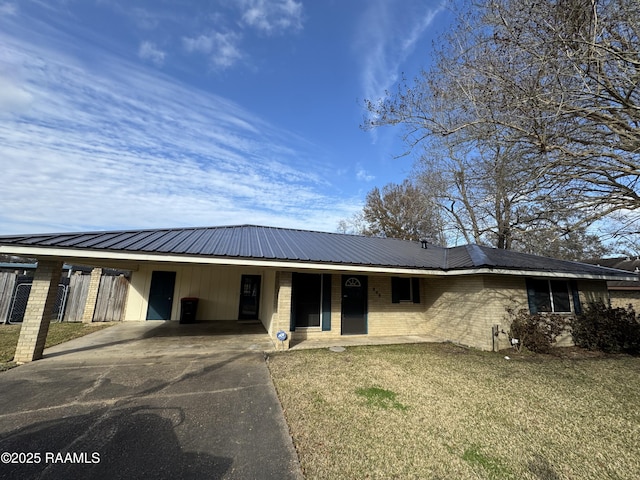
left=337, top=211, right=368, bottom=236
left=338, top=180, right=446, bottom=244
left=366, top=0, right=640, bottom=241
left=512, top=225, right=610, bottom=261
left=414, top=138, right=611, bottom=256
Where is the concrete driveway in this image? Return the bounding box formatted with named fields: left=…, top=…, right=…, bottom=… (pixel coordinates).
left=0, top=321, right=302, bottom=480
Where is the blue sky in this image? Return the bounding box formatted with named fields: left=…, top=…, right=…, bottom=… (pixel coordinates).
left=0, top=0, right=452, bottom=234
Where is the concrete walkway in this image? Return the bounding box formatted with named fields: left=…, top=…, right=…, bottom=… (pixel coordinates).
left=0, top=322, right=302, bottom=480
left=290, top=333, right=444, bottom=350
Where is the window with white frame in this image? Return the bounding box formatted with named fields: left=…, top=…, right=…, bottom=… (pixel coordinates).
left=391, top=277, right=421, bottom=304
left=526, top=279, right=572, bottom=313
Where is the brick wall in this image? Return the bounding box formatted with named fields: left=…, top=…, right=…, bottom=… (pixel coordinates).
left=421, top=275, right=518, bottom=351
left=272, top=271, right=292, bottom=347
left=578, top=279, right=609, bottom=305
left=367, top=275, right=429, bottom=336
left=610, top=290, right=640, bottom=311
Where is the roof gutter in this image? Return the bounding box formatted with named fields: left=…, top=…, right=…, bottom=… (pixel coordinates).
left=0, top=245, right=636, bottom=282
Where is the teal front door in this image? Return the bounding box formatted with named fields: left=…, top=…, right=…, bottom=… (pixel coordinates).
left=146, top=271, right=176, bottom=320
left=341, top=275, right=367, bottom=334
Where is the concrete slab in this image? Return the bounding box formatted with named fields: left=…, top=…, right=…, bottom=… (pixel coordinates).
left=42, top=321, right=277, bottom=363
left=290, top=333, right=444, bottom=350
left=0, top=321, right=301, bottom=480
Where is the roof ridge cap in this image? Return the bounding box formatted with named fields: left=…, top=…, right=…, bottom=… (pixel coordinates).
left=465, top=244, right=491, bottom=267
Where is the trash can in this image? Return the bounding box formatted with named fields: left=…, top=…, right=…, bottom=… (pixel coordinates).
left=180, top=297, right=199, bottom=324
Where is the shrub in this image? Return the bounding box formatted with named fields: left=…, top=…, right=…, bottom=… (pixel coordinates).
left=505, top=306, right=571, bottom=353
left=571, top=301, right=640, bottom=354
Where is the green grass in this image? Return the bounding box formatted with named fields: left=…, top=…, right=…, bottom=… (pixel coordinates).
left=462, top=444, right=513, bottom=479
left=0, top=322, right=114, bottom=369
left=355, top=386, right=408, bottom=411
left=268, top=343, right=640, bottom=479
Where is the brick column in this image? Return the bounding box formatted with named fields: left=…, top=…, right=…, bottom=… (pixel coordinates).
left=14, top=260, right=63, bottom=363
left=81, top=268, right=102, bottom=323
left=274, top=271, right=292, bottom=349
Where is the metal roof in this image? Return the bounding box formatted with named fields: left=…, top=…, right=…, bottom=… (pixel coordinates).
left=0, top=225, right=635, bottom=279
left=582, top=256, right=640, bottom=288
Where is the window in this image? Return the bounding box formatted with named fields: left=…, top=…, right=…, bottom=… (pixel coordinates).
left=345, top=277, right=361, bottom=287
left=526, top=279, right=572, bottom=313
left=292, top=273, right=321, bottom=327
left=291, top=273, right=332, bottom=330
left=391, top=277, right=421, bottom=304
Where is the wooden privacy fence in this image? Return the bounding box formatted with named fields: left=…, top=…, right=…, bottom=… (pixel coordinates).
left=64, top=274, right=91, bottom=322
left=93, top=275, right=129, bottom=322
left=0, top=272, right=17, bottom=324
left=0, top=270, right=129, bottom=323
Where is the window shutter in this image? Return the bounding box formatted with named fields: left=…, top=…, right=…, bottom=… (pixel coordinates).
left=322, top=274, right=332, bottom=331
left=391, top=277, right=400, bottom=303
left=525, top=278, right=538, bottom=314
left=412, top=277, right=421, bottom=303
left=570, top=280, right=582, bottom=314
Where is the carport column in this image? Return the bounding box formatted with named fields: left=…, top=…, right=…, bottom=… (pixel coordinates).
left=14, top=260, right=63, bottom=363
left=81, top=268, right=103, bottom=323
left=275, top=271, right=292, bottom=349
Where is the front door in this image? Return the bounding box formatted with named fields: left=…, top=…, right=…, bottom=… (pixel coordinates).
left=341, top=275, right=367, bottom=335
left=238, top=275, right=261, bottom=320
left=146, top=271, right=176, bottom=320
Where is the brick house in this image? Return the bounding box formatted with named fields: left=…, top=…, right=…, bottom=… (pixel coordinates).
left=582, top=257, right=640, bottom=311
left=0, top=225, right=635, bottom=362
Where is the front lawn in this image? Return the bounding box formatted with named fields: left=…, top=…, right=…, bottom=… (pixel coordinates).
left=268, top=343, right=640, bottom=479
left=0, top=322, right=114, bottom=370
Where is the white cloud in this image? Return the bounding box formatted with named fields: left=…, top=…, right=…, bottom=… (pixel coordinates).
left=132, top=8, right=159, bottom=30
left=0, top=75, right=32, bottom=114
left=239, top=0, right=303, bottom=34
left=0, top=2, right=17, bottom=16
left=138, top=41, right=165, bottom=67
left=355, top=0, right=444, bottom=107
left=183, top=31, right=243, bottom=69
left=0, top=28, right=358, bottom=234
left=356, top=167, right=375, bottom=182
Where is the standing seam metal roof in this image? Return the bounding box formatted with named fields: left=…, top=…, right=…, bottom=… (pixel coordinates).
left=0, top=224, right=634, bottom=278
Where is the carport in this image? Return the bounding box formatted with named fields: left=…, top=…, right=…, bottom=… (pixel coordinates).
left=7, top=258, right=282, bottom=362
left=0, top=227, right=310, bottom=362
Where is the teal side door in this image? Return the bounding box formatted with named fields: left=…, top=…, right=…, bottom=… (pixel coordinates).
left=146, top=271, right=176, bottom=320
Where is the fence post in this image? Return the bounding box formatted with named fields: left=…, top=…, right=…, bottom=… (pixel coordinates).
left=14, top=260, right=63, bottom=363
left=81, top=268, right=102, bottom=323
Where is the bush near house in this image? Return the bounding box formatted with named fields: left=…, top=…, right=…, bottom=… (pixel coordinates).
left=505, top=301, right=640, bottom=355
left=505, top=307, right=570, bottom=353
left=572, top=301, right=640, bottom=354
